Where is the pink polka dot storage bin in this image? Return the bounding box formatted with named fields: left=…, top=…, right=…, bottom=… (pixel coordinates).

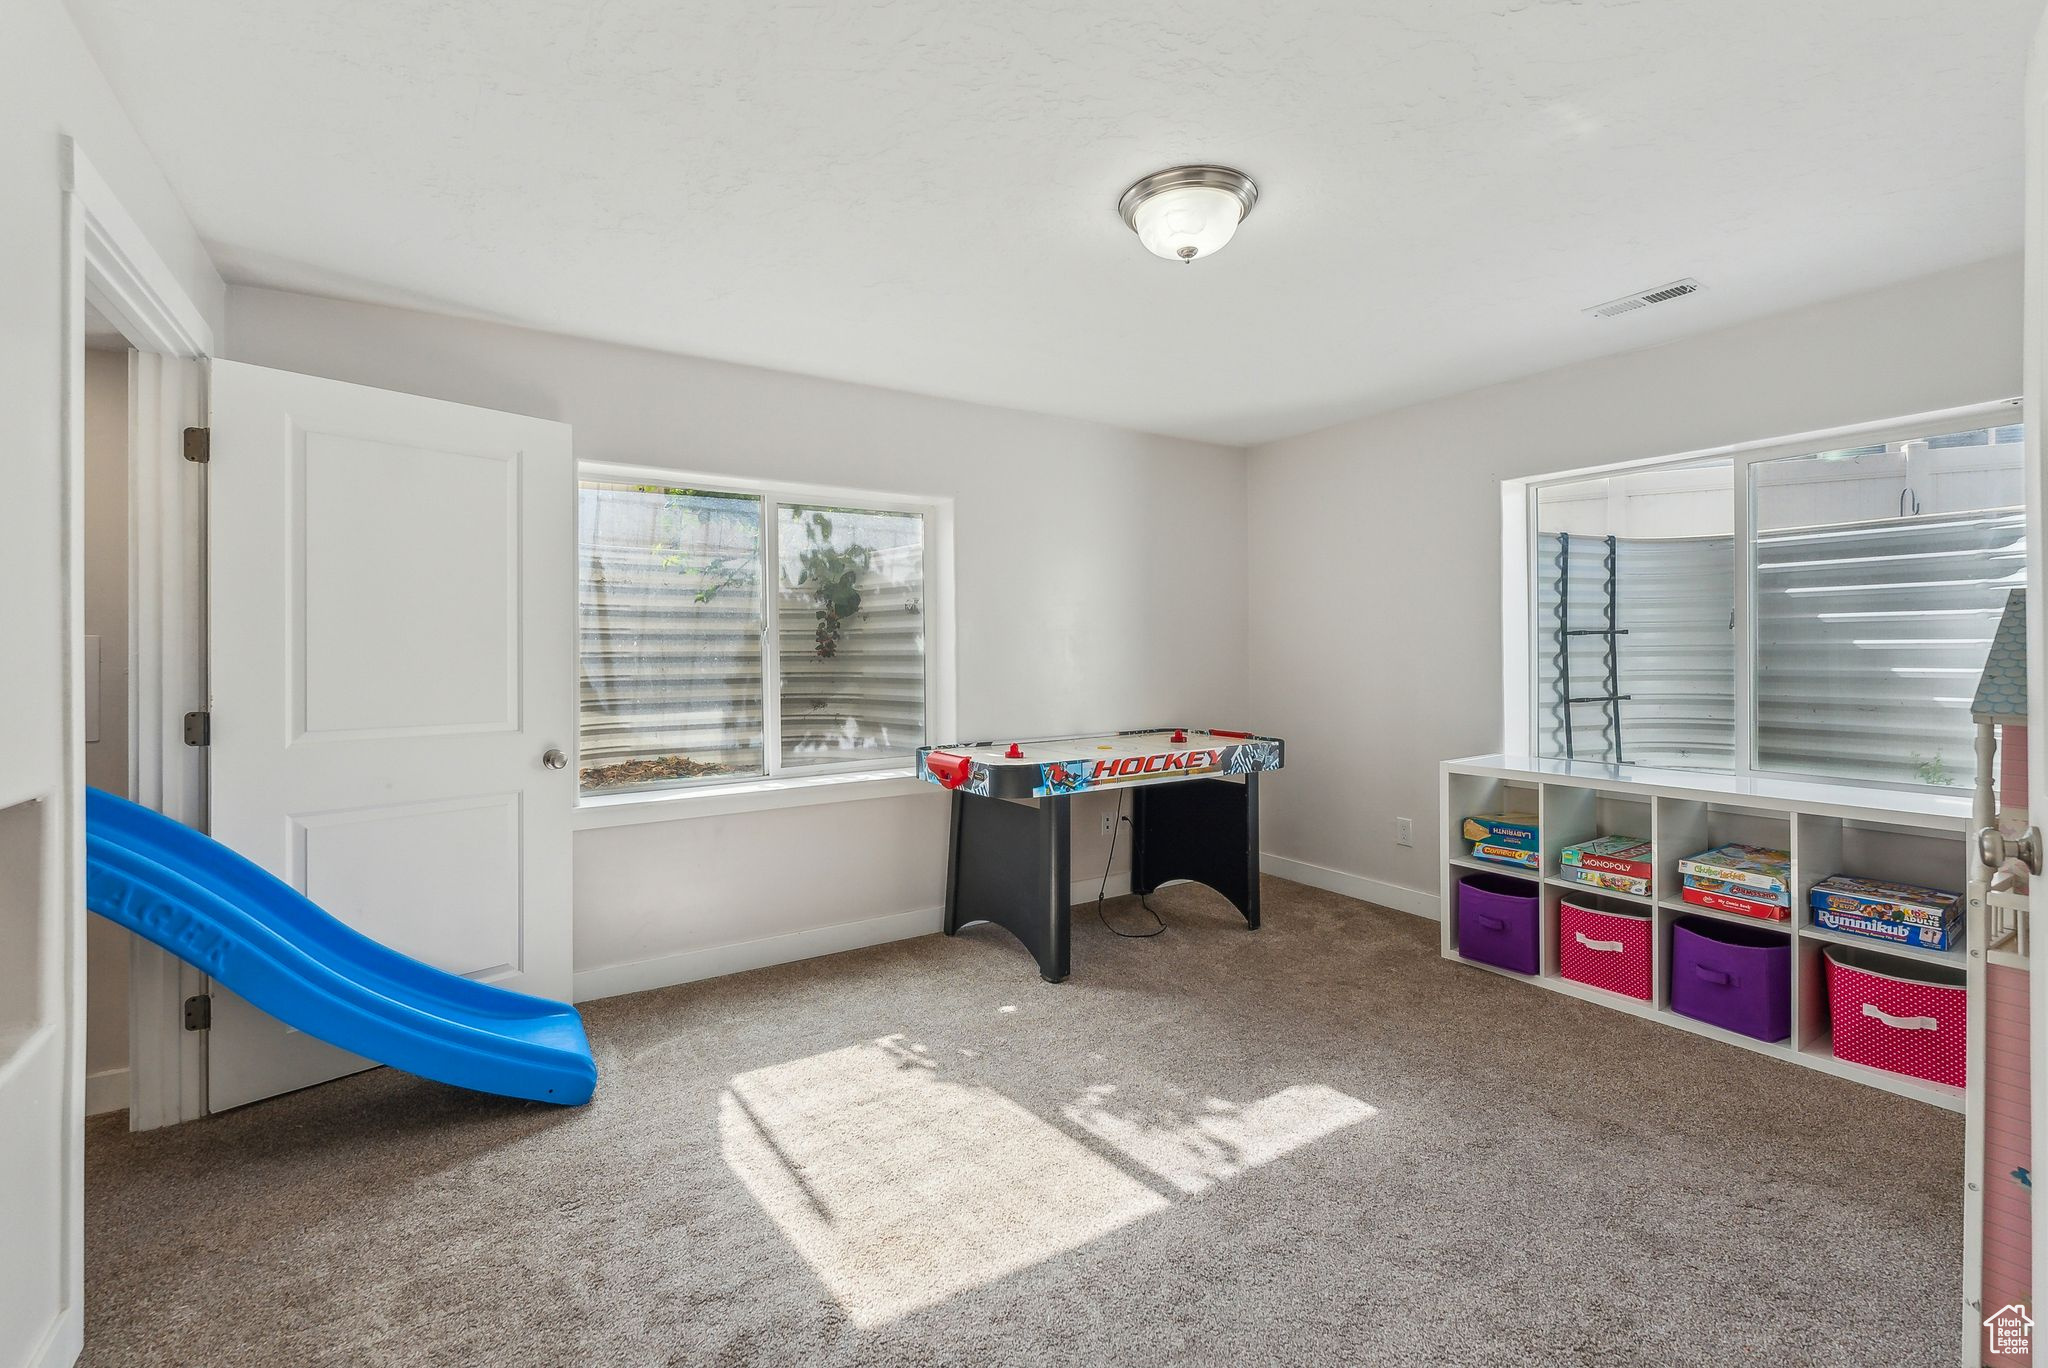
left=1824, top=944, right=1966, bottom=1088
left=1557, top=897, right=1651, bottom=1001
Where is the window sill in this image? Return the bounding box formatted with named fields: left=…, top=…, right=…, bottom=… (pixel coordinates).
left=572, top=766, right=936, bottom=829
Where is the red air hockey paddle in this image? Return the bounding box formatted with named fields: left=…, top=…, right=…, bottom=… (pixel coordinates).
left=926, top=751, right=974, bottom=790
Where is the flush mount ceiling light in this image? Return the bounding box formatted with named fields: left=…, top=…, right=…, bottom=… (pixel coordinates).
left=1117, top=165, right=1258, bottom=264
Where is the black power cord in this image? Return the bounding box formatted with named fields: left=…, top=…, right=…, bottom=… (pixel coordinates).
left=1094, top=789, right=1165, bottom=938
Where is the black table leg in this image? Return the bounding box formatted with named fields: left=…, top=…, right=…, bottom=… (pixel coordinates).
left=944, top=791, right=1072, bottom=982
left=1130, top=774, right=1260, bottom=927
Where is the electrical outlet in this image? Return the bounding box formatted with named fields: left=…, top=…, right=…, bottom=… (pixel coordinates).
left=1395, top=817, right=1414, bottom=847
left=1102, top=812, right=1114, bottom=836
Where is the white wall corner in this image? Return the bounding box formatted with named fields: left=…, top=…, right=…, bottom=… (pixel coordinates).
left=29, top=1313, right=82, bottom=1368
left=1261, top=854, right=1441, bottom=920
left=83, top=1067, right=129, bottom=1118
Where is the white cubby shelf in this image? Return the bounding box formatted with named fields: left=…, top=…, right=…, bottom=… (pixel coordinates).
left=1440, top=754, right=1974, bottom=1112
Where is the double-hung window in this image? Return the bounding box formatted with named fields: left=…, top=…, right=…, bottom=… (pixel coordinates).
left=576, top=471, right=938, bottom=797
left=1517, top=405, right=2024, bottom=791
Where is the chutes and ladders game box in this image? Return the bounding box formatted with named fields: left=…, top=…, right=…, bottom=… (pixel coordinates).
left=1676, top=843, right=1790, bottom=904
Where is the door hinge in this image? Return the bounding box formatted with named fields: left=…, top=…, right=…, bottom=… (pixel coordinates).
left=183, top=426, right=210, bottom=463
left=183, top=994, right=211, bottom=1031
left=183, top=710, right=210, bottom=746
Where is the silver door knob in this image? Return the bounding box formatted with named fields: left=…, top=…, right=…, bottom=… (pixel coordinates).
left=542, top=748, right=568, bottom=770
left=1980, top=824, right=2044, bottom=875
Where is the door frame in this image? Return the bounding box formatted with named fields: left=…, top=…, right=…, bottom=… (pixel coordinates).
left=61, top=136, right=214, bottom=1150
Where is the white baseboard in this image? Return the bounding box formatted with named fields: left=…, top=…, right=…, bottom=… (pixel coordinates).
left=84, top=1065, right=129, bottom=1117
left=574, top=872, right=1134, bottom=1002
left=1070, top=871, right=1132, bottom=906
left=1261, top=853, right=1439, bottom=920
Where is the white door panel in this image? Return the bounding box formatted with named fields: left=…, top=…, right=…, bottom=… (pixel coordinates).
left=206, top=360, right=574, bottom=1112
left=297, top=429, right=519, bottom=737
left=293, top=793, right=526, bottom=980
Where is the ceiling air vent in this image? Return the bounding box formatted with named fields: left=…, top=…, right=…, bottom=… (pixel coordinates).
left=1583, top=278, right=1703, bottom=320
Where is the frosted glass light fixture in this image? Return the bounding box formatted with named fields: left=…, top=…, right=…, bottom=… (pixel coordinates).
left=1117, top=165, right=1259, bottom=264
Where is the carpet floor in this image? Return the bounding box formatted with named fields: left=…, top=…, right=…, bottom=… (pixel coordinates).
left=83, top=878, right=1963, bottom=1367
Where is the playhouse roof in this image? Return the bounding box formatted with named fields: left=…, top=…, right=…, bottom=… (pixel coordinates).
left=1972, top=588, right=2027, bottom=724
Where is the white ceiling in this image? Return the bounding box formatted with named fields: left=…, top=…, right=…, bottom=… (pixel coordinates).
left=68, top=0, right=2039, bottom=445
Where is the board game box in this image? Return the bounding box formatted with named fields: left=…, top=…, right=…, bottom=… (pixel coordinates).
left=1561, top=835, right=1653, bottom=882
left=1681, top=884, right=1789, bottom=921
left=1808, top=875, right=1962, bottom=933
left=1470, top=842, right=1539, bottom=871
left=1676, top=844, right=1791, bottom=902
left=1558, top=865, right=1649, bottom=898
left=1682, top=872, right=1789, bottom=909
left=1811, top=902, right=1961, bottom=951
left=1462, top=814, right=1538, bottom=851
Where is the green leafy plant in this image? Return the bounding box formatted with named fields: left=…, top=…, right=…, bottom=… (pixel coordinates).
left=637, top=486, right=758, bottom=603
left=791, top=511, right=872, bottom=659
left=1911, top=751, right=1955, bottom=787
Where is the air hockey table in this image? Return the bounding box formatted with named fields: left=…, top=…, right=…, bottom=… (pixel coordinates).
left=917, top=727, right=1285, bottom=982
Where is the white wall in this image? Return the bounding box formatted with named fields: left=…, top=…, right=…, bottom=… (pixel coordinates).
left=0, top=0, right=223, bottom=1360
left=82, top=346, right=131, bottom=1104
left=223, top=286, right=1250, bottom=993
left=82, top=349, right=129, bottom=800
left=1247, top=253, right=2023, bottom=914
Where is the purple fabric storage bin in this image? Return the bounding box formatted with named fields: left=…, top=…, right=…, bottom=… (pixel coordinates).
left=1456, top=872, right=1540, bottom=975
left=1669, top=915, right=1790, bottom=1042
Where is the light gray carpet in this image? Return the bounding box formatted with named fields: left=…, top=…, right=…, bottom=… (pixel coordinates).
left=83, top=879, right=1962, bottom=1367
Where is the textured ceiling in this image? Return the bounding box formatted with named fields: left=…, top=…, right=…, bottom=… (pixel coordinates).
left=67, top=0, right=2038, bottom=444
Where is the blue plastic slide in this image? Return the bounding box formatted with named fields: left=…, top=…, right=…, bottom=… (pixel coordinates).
left=84, top=788, right=597, bottom=1106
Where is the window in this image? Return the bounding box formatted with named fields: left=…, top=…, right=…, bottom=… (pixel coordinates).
left=1752, top=425, right=2024, bottom=786
left=1533, top=462, right=1735, bottom=770
left=1518, top=409, right=2023, bottom=791
left=577, top=474, right=934, bottom=797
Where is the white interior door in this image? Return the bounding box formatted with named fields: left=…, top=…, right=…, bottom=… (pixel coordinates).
left=205, top=360, right=575, bottom=1111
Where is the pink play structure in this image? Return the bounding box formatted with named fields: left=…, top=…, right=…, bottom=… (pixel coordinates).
left=1969, top=588, right=2032, bottom=1366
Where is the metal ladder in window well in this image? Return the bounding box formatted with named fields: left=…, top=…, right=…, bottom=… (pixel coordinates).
left=1551, top=532, right=1629, bottom=763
